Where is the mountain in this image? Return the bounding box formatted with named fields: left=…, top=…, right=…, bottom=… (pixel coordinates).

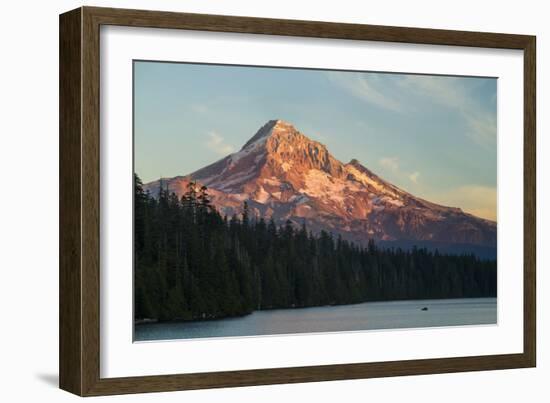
left=144, top=120, right=496, bottom=252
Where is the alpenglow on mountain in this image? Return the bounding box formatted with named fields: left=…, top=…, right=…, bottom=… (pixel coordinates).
left=144, top=120, right=496, bottom=253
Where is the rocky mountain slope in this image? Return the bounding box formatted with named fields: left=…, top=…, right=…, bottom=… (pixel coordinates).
left=144, top=120, right=496, bottom=250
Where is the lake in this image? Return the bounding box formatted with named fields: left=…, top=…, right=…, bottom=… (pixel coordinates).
left=134, top=297, right=497, bottom=342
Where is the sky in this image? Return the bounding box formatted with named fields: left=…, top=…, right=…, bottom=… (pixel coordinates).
left=134, top=61, right=497, bottom=221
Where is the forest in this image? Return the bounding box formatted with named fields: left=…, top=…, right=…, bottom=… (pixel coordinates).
left=134, top=174, right=497, bottom=322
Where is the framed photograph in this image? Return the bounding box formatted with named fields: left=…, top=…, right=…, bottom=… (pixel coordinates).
left=59, top=6, right=536, bottom=396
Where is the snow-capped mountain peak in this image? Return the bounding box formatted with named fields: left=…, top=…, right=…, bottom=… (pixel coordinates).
left=144, top=120, right=496, bottom=250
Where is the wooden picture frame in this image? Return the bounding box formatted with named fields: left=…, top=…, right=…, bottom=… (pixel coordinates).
left=59, top=6, right=536, bottom=396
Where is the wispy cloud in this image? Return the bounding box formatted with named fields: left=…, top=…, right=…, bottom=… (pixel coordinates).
left=326, top=72, right=496, bottom=148
left=191, top=104, right=209, bottom=114
left=397, top=75, right=496, bottom=148
left=205, top=131, right=234, bottom=155
left=380, top=156, right=400, bottom=171
left=408, top=171, right=420, bottom=184
left=380, top=156, right=420, bottom=184
left=396, top=75, right=465, bottom=110
left=325, top=72, right=403, bottom=112
left=464, top=113, right=497, bottom=148
left=429, top=185, right=497, bottom=221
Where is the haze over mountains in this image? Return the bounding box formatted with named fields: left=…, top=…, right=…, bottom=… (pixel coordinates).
left=144, top=120, right=496, bottom=256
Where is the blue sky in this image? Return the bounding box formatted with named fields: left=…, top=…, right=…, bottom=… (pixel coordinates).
left=134, top=61, right=497, bottom=220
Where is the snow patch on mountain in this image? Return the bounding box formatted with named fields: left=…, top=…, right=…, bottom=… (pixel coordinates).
left=254, top=186, right=270, bottom=203
left=281, top=161, right=292, bottom=172
left=263, top=177, right=281, bottom=186
left=217, top=167, right=256, bottom=190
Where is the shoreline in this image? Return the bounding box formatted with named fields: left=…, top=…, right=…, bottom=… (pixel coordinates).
left=134, top=296, right=497, bottom=327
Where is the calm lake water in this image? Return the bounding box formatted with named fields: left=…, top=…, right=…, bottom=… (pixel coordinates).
left=134, top=298, right=497, bottom=342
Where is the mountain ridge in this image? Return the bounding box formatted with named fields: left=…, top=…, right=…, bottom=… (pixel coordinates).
left=144, top=120, right=496, bottom=250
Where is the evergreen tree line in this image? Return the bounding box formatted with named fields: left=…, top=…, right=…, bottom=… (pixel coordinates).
left=134, top=174, right=497, bottom=322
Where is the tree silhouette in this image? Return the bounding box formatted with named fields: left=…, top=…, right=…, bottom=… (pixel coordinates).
left=134, top=173, right=497, bottom=322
